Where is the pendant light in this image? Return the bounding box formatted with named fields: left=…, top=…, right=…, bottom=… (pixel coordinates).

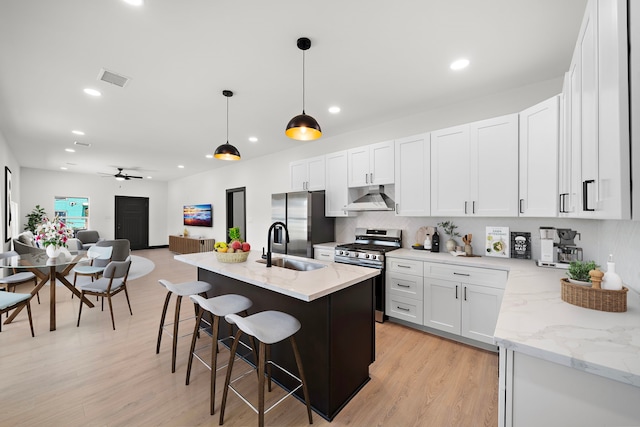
left=285, top=37, right=322, bottom=141
left=214, top=90, right=241, bottom=161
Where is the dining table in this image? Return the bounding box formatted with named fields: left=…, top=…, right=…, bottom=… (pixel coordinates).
left=1, top=250, right=95, bottom=331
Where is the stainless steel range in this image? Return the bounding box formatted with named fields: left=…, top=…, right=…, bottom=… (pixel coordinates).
left=335, top=228, right=402, bottom=322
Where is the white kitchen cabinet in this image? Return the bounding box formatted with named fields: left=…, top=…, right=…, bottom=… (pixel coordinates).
left=562, top=0, right=631, bottom=219
left=518, top=95, right=559, bottom=217
left=431, top=115, right=518, bottom=217
left=559, top=71, right=580, bottom=216
left=386, top=258, right=424, bottom=325
left=347, top=140, right=394, bottom=187
left=290, top=155, right=325, bottom=191
left=423, top=261, right=506, bottom=345
left=324, top=150, right=355, bottom=217
left=394, top=133, right=430, bottom=216
left=313, top=247, right=335, bottom=262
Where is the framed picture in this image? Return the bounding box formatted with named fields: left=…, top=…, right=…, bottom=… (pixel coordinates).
left=510, top=231, right=532, bottom=259
left=5, top=166, right=12, bottom=242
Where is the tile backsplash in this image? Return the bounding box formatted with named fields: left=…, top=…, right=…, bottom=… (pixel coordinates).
left=336, top=212, right=639, bottom=293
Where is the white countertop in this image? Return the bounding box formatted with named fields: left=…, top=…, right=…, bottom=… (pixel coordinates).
left=175, top=250, right=380, bottom=302
left=387, top=249, right=640, bottom=388
left=312, top=241, right=344, bottom=250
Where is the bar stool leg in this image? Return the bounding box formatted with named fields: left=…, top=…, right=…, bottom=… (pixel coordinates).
left=219, top=329, right=243, bottom=425
left=258, top=341, right=267, bottom=427
left=172, top=295, right=182, bottom=373
left=185, top=307, right=204, bottom=386
left=291, top=335, right=313, bottom=424
left=209, top=314, right=221, bottom=415
left=156, top=291, right=172, bottom=354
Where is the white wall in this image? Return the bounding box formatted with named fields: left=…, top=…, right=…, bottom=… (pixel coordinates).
left=20, top=168, right=168, bottom=246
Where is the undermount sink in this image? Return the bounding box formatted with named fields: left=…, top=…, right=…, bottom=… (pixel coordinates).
left=256, top=257, right=326, bottom=271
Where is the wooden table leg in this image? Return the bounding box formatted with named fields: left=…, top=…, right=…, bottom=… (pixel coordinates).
left=50, top=266, right=56, bottom=331
left=55, top=272, right=95, bottom=307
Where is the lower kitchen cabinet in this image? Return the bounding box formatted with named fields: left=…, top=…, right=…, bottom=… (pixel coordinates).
left=386, top=257, right=507, bottom=348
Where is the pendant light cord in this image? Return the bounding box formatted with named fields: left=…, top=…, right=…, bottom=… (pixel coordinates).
left=226, top=95, right=229, bottom=142
left=302, top=49, right=306, bottom=114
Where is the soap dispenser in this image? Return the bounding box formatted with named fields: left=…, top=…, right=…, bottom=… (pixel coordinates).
left=424, top=234, right=432, bottom=251
left=602, top=254, right=623, bottom=291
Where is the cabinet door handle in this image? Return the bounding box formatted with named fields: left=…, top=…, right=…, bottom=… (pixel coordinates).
left=453, top=272, right=470, bottom=276
left=455, top=285, right=459, bottom=299
left=319, top=253, right=330, bottom=258
left=464, top=201, right=468, bottom=214
left=464, top=286, right=467, bottom=301
left=370, top=173, right=373, bottom=183
left=559, top=194, right=564, bottom=213
left=397, top=264, right=411, bottom=269
left=472, top=201, right=476, bottom=214
left=519, top=198, right=524, bottom=214
left=582, top=180, right=595, bottom=211
left=397, top=283, right=410, bottom=288
left=365, top=173, right=369, bottom=184
left=395, top=203, right=398, bottom=212
left=397, top=306, right=410, bottom=312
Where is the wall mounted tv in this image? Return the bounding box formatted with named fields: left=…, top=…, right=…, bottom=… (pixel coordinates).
left=183, top=204, right=213, bottom=227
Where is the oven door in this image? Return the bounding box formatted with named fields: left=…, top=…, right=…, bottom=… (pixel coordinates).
left=334, top=258, right=386, bottom=323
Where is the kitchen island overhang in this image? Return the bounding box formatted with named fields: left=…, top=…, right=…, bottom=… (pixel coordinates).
left=175, top=251, right=381, bottom=421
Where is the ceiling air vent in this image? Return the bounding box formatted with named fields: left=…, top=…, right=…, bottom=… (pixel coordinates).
left=97, top=68, right=130, bottom=88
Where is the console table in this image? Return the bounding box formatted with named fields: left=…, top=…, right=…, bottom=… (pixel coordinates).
left=168, top=235, right=215, bottom=254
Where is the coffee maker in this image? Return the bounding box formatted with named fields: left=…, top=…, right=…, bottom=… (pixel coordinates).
left=556, top=228, right=583, bottom=265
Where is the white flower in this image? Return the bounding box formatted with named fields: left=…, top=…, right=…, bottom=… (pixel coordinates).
left=35, top=216, right=74, bottom=248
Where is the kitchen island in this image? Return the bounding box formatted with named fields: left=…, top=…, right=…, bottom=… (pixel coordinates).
left=175, top=250, right=380, bottom=421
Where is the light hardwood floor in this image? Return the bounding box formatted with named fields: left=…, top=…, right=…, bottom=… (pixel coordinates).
left=0, top=248, right=498, bottom=426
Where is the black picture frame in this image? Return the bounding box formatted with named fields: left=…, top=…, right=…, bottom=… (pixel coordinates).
left=5, top=166, right=12, bottom=242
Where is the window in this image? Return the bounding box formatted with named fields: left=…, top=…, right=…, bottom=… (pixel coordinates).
left=54, top=196, right=89, bottom=231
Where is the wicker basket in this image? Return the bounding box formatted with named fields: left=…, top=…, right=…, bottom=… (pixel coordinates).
left=215, top=251, right=250, bottom=263
left=560, top=278, right=628, bottom=312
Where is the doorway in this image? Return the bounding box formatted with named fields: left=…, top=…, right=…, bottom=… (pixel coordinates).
left=226, top=187, right=246, bottom=243
left=115, top=196, right=149, bottom=250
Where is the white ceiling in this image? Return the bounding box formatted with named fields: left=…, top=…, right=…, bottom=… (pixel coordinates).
left=0, top=0, right=588, bottom=181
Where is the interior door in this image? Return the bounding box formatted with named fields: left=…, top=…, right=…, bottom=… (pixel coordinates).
left=226, top=187, right=246, bottom=243
left=115, top=196, right=149, bottom=250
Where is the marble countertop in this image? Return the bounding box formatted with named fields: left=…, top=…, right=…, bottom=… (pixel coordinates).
left=312, top=241, right=344, bottom=250
left=387, top=249, right=640, bottom=388
left=175, top=250, right=380, bottom=302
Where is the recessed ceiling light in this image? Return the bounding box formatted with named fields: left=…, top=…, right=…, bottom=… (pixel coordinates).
left=60, top=167, right=68, bottom=170
left=248, top=137, right=258, bottom=143
left=146, top=176, right=152, bottom=179
left=178, top=165, right=185, bottom=169
left=205, top=154, right=214, bottom=159
left=123, top=0, right=144, bottom=5
left=328, top=106, right=341, bottom=114
left=65, top=148, right=75, bottom=153
left=83, top=88, right=102, bottom=97
left=71, top=130, right=85, bottom=136
left=450, top=58, right=470, bottom=71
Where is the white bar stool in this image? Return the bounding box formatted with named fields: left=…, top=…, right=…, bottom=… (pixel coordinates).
left=185, top=294, right=253, bottom=415
left=219, top=310, right=313, bottom=427
left=156, top=279, right=213, bottom=373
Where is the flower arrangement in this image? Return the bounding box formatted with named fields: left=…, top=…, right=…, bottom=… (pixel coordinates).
left=35, top=216, right=74, bottom=248
left=437, top=221, right=460, bottom=238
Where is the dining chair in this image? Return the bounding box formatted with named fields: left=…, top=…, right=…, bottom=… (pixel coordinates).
left=0, top=291, right=35, bottom=336
left=76, top=259, right=132, bottom=330
left=0, top=251, right=40, bottom=304
left=72, top=245, right=113, bottom=288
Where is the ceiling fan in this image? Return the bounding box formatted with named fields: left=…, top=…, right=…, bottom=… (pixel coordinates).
left=110, top=168, right=143, bottom=181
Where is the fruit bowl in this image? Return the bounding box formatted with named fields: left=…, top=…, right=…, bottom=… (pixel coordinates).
left=215, top=251, right=250, bottom=263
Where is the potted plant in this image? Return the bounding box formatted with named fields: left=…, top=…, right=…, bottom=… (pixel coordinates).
left=437, top=221, right=460, bottom=252
left=567, top=260, right=599, bottom=285
left=24, top=205, right=47, bottom=234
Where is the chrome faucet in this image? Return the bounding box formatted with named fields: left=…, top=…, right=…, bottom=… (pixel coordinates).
left=266, top=221, right=289, bottom=267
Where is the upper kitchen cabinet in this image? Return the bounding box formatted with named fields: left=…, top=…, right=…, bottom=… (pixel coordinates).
left=347, top=140, right=395, bottom=187
left=290, top=155, right=325, bottom=191
left=395, top=133, right=430, bottom=216
left=431, top=115, right=518, bottom=217
left=518, top=95, right=560, bottom=217
left=325, top=150, right=356, bottom=217
left=563, top=0, right=630, bottom=219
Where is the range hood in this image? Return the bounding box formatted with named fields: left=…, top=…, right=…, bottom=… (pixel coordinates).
left=344, top=186, right=395, bottom=211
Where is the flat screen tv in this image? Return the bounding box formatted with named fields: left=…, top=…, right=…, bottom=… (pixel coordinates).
left=183, top=204, right=212, bottom=227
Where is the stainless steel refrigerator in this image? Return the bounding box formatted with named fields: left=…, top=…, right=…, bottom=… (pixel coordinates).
left=271, top=191, right=335, bottom=258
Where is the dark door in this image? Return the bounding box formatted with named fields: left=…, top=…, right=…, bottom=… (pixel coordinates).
left=226, top=187, right=246, bottom=243
left=115, top=196, right=149, bottom=250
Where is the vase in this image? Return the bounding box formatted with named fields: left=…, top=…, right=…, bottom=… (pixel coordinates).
left=445, top=239, right=456, bottom=252
left=46, top=245, right=62, bottom=258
